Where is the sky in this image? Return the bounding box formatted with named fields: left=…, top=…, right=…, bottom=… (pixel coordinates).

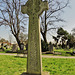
left=61, top=0, right=75, bottom=33
left=47, top=0, right=75, bottom=42
left=0, top=0, right=75, bottom=43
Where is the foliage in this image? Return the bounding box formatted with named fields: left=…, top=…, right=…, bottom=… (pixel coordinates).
left=52, top=36, right=59, bottom=47
left=72, top=28, right=75, bottom=36
left=67, top=34, right=75, bottom=48
left=57, top=27, right=69, bottom=40
left=57, top=27, right=68, bottom=36
left=53, top=27, right=75, bottom=49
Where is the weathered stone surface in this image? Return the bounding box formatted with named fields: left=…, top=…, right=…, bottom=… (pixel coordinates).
left=20, top=43, right=24, bottom=50
left=21, top=0, right=49, bottom=75
left=12, top=44, right=18, bottom=52
left=49, top=42, right=53, bottom=52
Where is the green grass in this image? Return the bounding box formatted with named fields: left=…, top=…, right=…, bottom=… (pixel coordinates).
left=0, top=48, right=18, bottom=54
left=43, top=48, right=75, bottom=56
left=1, top=48, right=75, bottom=56
left=0, top=55, right=75, bottom=75
left=54, top=49, right=75, bottom=56
left=0, top=55, right=27, bottom=75
left=0, top=48, right=12, bottom=53
left=43, top=58, right=75, bottom=75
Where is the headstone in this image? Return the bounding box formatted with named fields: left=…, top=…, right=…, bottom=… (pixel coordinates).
left=21, top=0, right=49, bottom=75
left=20, top=43, right=24, bottom=50
left=49, top=42, right=53, bottom=53
left=12, top=44, right=18, bottom=52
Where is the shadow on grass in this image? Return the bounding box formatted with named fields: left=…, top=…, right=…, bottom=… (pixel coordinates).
left=14, top=56, right=27, bottom=58
left=21, top=72, right=39, bottom=75
left=21, top=72, right=28, bottom=75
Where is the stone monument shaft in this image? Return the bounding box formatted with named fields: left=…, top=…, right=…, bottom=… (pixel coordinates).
left=21, top=0, right=48, bottom=74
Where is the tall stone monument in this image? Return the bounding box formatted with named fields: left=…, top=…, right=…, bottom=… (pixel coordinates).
left=21, top=0, right=49, bottom=75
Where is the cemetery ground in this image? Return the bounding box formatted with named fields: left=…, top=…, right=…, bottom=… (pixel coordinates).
left=0, top=48, right=75, bottom=56
left=43, top=48, right=75, bottom=56
left=0, top=48, right=75, bottom=75
left=0, top=55, right=75, bottom=75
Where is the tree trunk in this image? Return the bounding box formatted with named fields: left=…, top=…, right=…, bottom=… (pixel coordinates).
left=41, top=11, right=47, bottom=43
left=41, top=32, right=47, bottom=43
left=15, top=35, right=21, bottom=50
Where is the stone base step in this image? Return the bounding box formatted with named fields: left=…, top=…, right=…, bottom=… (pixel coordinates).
left=21, top=72, right=50, bottom=75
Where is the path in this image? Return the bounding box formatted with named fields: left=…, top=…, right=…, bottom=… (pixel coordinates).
left=42, top=55, right=75, bottom=59
left=0, top=53, right=75, bottom=58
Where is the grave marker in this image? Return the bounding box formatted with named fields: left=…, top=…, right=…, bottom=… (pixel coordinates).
left=12, top=44, right=18, bottom=52
left=21, top=0, right=49, bottom=75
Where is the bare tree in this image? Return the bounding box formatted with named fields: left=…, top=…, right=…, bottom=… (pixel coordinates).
left=19, top=32, right=28, bottom=44
left=0, top=0, right=69, bottom=49
left=0, top=0, right=27, bottom=49
left=72, top=28, right=75, bottom=36
left=40, top=0, right=69, bottom=43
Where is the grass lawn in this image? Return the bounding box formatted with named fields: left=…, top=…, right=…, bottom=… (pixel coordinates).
left=0, top=48, right=75, bottom=56
left=43, top=48, right=75, bottom=56
left=0, top=55, right=75, bottom=75
left=0, top=48, right=12, bottom=53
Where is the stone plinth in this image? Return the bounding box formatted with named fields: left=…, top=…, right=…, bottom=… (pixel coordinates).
left=21, top=72, right=50, bottom=75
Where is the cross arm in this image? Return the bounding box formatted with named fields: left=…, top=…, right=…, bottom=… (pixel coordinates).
left=38, top=1, right=49, bottom=16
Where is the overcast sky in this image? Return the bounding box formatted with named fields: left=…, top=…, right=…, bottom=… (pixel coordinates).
left=61, top=0, right=75, bottom=33
left=0, top=0, right=75, bottom=43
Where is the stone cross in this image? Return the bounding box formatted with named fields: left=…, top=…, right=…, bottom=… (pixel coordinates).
left=21, top=0, right=48, bottom=75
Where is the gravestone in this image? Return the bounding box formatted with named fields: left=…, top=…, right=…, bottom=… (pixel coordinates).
left=49, top=42, right=53, bottom=53
left=20, top=43, right=24, bottom=50
left=21, top=0, right=49, bottom=75
left=12, top=44, right=18, bottom=52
